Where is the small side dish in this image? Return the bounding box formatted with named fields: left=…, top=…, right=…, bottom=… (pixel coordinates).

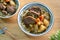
left=21, top=6, right=50, bottom=34
left=0, top=0, right=18, bottom=17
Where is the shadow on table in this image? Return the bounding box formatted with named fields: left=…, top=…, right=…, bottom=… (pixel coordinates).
left=0, top=16, right=17, bottom=23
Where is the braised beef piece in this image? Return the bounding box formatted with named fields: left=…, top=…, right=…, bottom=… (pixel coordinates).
left=26, top=11, right=39, bottom=18
left=0, top=3, right=6, bottom=10
left=23, top=16, right=36, bottom=25
left=29, top=6, right=41, bottom=15
left=7, top=5, right=16, bottom=14
left=30, top=10, right=39, bottom=16
left=2, top=10, right=8, bottom=15
left=25, top=10, right=40, bottom=18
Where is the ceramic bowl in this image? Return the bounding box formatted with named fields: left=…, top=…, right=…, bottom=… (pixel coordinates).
left=18, top=2, right=54, bottom=36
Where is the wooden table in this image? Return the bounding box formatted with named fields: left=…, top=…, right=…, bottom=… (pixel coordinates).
left=0, top=0, right=60, bottom=40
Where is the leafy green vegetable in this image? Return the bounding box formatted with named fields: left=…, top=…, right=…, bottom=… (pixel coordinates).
left=50, top=30, right=60, bottom=40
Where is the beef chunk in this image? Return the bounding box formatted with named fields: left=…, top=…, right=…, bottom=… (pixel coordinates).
left=26, top=11, right=39, bottom=18
left=0, top=3, right=6, bottom=10
left=29, top=6, right=41, bottom=15
left=23, top=16, right=36, bottom=25
left=7, top=5, right=16, bottom=14
left=2, top=10, right=8, bottom=15
left=30, top=10, right=39, bottom=16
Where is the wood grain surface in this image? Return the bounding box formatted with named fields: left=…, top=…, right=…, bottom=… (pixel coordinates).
left=0, top=0, right=60, bottom=40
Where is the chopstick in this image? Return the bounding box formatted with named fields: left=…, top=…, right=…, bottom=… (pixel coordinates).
left=0, top=25, right=20, bottom=40
left=4, top=29, right=19, bottom=40
left=0, top=19, right=20, bottom=40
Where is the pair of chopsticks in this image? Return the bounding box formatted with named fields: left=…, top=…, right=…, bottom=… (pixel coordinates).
left=0, top=19, right=19, bottom=40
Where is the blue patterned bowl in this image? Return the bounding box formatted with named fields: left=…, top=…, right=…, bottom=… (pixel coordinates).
left=18, top=2, right=54, bottom=36
left=0, top=0, right=20, bottom=18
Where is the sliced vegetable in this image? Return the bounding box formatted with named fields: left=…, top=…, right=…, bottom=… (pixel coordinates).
left=36, top=18, right=40, bottom=22
left=10, top=0, right=16, bottom=6
left=29, top=24, right=34, bottom=32
left=3, top=2, right=7, bottom=5
left=36, top=18, right=43, bottom=25
left=34, top=24, right=38, bottom=33
left=39, top=15, right=44, bottom=21
left=0, top=0, right=4, bottom=2
left=44, top=19, right=49, bottom=27
left=38, top=25, right=46, bottom=32
left=44, top=12, right=50, bottom=20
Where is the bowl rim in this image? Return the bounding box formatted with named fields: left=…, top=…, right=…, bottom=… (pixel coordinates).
left=18, top=2, right=54, bottom=36
left=0, top=0, right=20, bottom=18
